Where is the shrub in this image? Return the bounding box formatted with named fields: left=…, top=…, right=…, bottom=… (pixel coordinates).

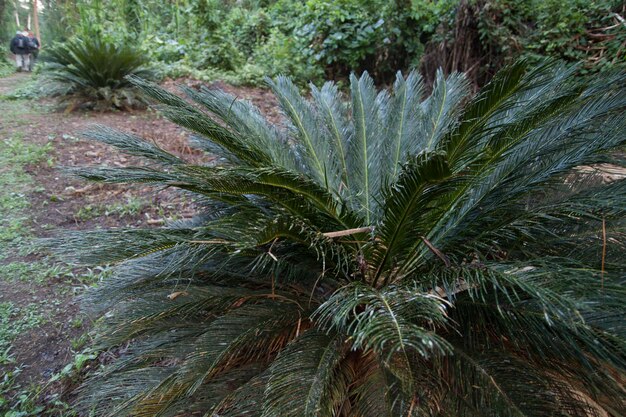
left=253, top=28, right=324, bottom=82
left=0, top=58, right=14, bottom=77
left=40, top=38, right=154, bottom=110
left=426, top=0, right=626, bottom=87
left=522, top=0, right=626, bottom=73
left=143, top=35, right=187, bottom=63
left=58, top=61, right=626, bottom=415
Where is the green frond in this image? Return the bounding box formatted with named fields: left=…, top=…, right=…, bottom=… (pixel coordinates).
left=210, top=372, right=268, bottom=417
left=128, top=76, right=274, bottom=167
left=371, top=152, right=453, bottom=285
left=444, top=60, right=532, bottom=167
left=310, top=81, right=353, bottom=196
left=383, top=70, right=425, bottom=181
left=268, top=76, right=340, bottom=189
left=100, top=302, right=303, bottom=417
left=419, top=69, right=471, bottom=153
left=182, top=85, right=297, bottom=171
left=81, top=125, right=183, bottom=165
left=314, top=282, right=452, bottom=362
left=348, top=71, right=388, bottom=223
left=263, top=330, right=344, bottom=417
left=439, top=346, right=621, bottom=417
left=45, top=227, right=203, bottom=264
left=66, top=165, right=179, bottom=184
left=173, top=165, right=359, bottom=228
left=348, top=354, right=398, bottom=417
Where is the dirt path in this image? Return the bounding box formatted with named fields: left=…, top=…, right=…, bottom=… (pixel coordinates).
left=0, top=72, right=30, bottom=94
left=0, top=72, right=189, bottom=414
left=0, top=72, right=199, bottom=414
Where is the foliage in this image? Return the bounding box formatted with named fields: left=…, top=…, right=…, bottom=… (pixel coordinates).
left=54, top=61, right=626, bottom=415
left=477, top=0, right=625, bottom=74
left=419, top=0, right=625, bottom=88
left=39, top=37, right=154, bottom=110
left=0, top=133, right=52, bottom=248
left=295, top=0, right=386, bottom=76
left=521, top=0, right=626, bottom=73
left=33, top=0, right=624, bottom=87
left=0, top=58, right=14, bottom=77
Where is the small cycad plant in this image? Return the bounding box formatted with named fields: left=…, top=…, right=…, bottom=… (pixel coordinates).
left=40, top=38, right=153, bottom=110
left=57, top=61, right=626, bottom=416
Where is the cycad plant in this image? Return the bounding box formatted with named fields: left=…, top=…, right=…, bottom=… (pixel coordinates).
left=58, top=61, right=626, bottom=416
left=41, top=38, right=153, bottom=110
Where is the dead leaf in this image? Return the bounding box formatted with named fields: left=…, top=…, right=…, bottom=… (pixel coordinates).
left=167, top=291, right=188, bottom=300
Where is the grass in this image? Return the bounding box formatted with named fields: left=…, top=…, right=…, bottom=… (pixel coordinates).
left=73, top=196, right=147, bottom=222
left=2, top=78, right=44, bottom=101
left=0, top=302, right=46, bottom=365
left=0, top=104, right=115, bottom=415
left=0, top=262, right=72, bottom=284
left=0, top=71, right=191, bottom=415
left=0, top=130, right=79, bottom=415
left=0, top=59, right=14, bottom=78
left=0, top=134, right=53, bottom=254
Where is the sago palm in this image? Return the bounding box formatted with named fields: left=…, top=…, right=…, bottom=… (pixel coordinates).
left=56, top=61, right=626, bottom=416
left=41, top=38, right=153, bottom=109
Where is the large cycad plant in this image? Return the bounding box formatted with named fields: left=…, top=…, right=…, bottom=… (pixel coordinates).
left=41, top=38, right=153, bottom=109
left=59, top=62, right=626, bottom=416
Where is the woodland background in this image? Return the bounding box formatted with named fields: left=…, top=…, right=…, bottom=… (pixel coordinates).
left=2, top=0, right=625, bottom=87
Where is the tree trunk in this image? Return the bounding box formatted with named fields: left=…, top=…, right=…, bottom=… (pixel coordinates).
left=33, top=0, right=40, bottom=46
left=13, top=0, right=20, bottom=27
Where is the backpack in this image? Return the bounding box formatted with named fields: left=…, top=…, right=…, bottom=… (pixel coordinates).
left=16, top=37, right=25, bottom=49
left=27, top=39, right=37, bottom=49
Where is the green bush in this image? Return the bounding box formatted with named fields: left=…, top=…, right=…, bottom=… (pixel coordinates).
left=40, top=37, right=154, bottom=110
left=0, top=57, right=14, bottom=77
left=143, top=35, right=187, bottom=63
left=57, top=61, right=626, bottom=415
left=253, top=28, right=323, bottom=82
left=522, top=0, right=625, bottom=72
left=471, top=0, right=625, bottom=74
left=282, top=0, right=435, bottom=82
left=296, top=0, right=386, bottom=75
left=37, top=0, right=626, bottom=87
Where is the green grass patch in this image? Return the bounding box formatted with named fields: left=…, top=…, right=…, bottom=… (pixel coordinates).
left=1, top=78, right=45, bottom=101
left=0, top=262, right=73, bottom=284
left=0, top=59, right=14, bottom=78
left=73, top=197, right=147, bottom=222
left=0, top=82, right=83, bottom=416
left=0, top=135, right=52, bottom=251
left=0, top=302, right=47, bottom=365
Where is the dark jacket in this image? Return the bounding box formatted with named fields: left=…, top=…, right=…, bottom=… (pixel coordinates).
left=10, top=34, right=29, bottom=55
left=28, top=36, right=40, bottom=52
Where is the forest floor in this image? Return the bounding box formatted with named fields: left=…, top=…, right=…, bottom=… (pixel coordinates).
left=0, top=72, right=278, bottom=415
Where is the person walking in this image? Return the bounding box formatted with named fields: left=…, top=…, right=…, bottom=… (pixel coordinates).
left=9, top=30, right=30, bottom=72
left=27, top=31, right=40, bottom=71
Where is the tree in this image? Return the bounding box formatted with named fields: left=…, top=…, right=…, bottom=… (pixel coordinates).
left=58, top=61, right=626, bottom=416
left=32, top=0, right=39, bottom=45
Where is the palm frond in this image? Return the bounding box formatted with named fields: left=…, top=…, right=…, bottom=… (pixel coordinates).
left=348, top=71, right=388, bottom=223
left=268, top=76, right=340, bottom=189
left=263, top=330, right=344, bottom=417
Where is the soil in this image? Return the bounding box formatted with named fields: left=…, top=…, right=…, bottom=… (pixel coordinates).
left=0, top=72, right=279, bottom=413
